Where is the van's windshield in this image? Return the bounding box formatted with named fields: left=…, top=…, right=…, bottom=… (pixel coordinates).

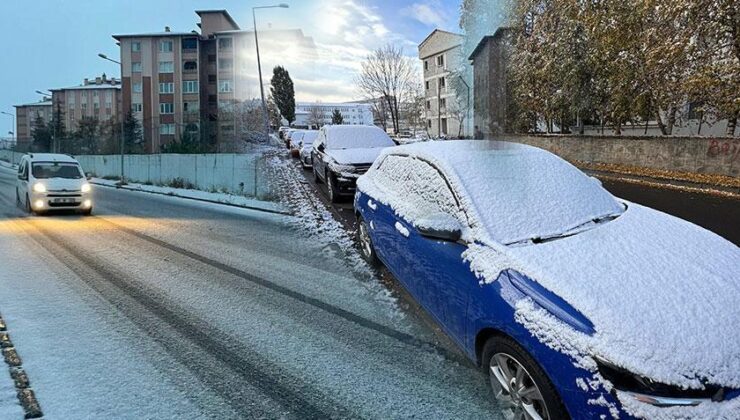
left=32, top=162, right=83, bottom=179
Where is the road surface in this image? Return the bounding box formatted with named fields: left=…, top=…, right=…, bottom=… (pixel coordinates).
left=0, top=165, right=496, bottom=419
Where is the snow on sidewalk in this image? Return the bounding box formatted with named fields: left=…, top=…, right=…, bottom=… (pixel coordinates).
left=91, top=178, right=289, bottom=215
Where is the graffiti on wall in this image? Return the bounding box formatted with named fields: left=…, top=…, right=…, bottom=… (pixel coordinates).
left=707, top=139, right=740, bottom=162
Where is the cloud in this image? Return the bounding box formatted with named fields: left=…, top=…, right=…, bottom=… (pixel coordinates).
left=403, top=2, right=447, bottom=27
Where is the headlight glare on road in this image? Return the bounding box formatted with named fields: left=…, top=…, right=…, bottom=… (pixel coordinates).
left=33, top=183, right=47, bottom=193
left=81, top=183, right=91, bottom=193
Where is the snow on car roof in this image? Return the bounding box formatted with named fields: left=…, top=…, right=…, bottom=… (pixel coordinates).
left=324, top=125, right=394, bottom=150
left=26, top=153, right=80, bottom=164
left=373, top=140, right=623, bottom=245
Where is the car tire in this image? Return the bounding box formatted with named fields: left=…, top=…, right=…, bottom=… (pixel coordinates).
left=82, top=208, right=93, bottom=216
left=356, top=216, right=379, bottom=266
left=482, top=335, right=569, bottom=420
left=313, top=162, right=322, bottom=184
left=326, top=171, right=340, bottom=203
left=15, top=189, right=21, bottom=207
left=24, top=194, right=33, bottom=214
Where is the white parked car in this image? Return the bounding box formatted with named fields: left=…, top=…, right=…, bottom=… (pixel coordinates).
left=16, top=153, right=93, bottom=215
left=297, top=130, right=319, bottom=169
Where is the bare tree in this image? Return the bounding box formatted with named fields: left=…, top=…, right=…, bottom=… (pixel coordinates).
left=307, top=106, right=326, bottom=129
left=356, top=44, right=415, bottom=134
left=401, top=81, right=426, bottom=135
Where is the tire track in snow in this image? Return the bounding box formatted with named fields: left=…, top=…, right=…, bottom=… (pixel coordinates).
left=13, top=216, right=355, bottom=419
left=92, top=215, right=472, bottom=367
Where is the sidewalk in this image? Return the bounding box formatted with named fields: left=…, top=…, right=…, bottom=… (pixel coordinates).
left=91, top=178, right=291, bottom=215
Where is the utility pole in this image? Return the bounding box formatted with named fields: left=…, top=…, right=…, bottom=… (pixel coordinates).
left=252, top=3, right=289, bottom=142
left=98, top=53, right=126, bottom=184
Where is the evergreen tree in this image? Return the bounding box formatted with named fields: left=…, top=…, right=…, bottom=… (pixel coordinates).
left=331, top=109, right=344, bottom=124
left=73, top=116, right=100, bottom=154
left=49, top=102, right=67, bottom=152
left=31, top=114, right=52, bottom=152
left=122, top=110, right=143, bottom=153
left=270, top=66, right=295, bottom=125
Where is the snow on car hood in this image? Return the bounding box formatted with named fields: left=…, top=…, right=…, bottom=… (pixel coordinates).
left=38, top=177, right=86, bottom=191
left=481, top=202, right=740, bottom=389
left=327, top=147, right=387, bottom=165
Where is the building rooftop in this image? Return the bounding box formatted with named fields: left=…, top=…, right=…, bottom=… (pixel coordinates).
left=418, top=29, right=463, bottom=51
left=468, top=27, right=513, bottom=61
left=50, top=84, right=121, bottom=91
left=14, top=100, right=52, bottom=108
left=112, top=31, right=197, bottom=39
left=195, top=9, right=240, bottom=30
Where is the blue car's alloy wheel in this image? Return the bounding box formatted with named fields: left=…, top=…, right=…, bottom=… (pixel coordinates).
left=483, top=336, right=568, bottom=420
left=357, top=218, right=379, bottom=266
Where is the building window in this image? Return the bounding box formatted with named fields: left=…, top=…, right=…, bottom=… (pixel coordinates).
left=159, top=40, right=173, bottom=52
left=426, top=100, right=431, bottom=110
left=218, top=37, right=233, bottom=50
left=133, top=103, right=142, bottom=112
left=133, top=82, right=142, bottom=93
left=131, top=42, right=141, bottom=52
left=160, top=103, right=174, bottom=114
left=105, top=91, right=112, bottom=104
left=183, top=61, right=197, bottom=71
left=183, top=80, right=199, bottom=94
left=221, top=124, right=234, bottom=132
left=159, top=61, right=174, bottom=73
left=182, top=38, right=198, bottom=50
left=159, top=82, right=174, bottom=93
left=436, top=54, right=444, bottom=66
left=441, top=118, right=448, bottom=134
left=218, top=80, right=233, bottom=93
left=159, top=123, right=175, bottom=135
left=208, top=54, right=216, bottom=63
left=427, top=119, right=432, bottom=128
left=184, top=102, right=199, bottom=113
left=132, top=62, right=142, bottom=72
left=218, top=58, right=233, bottom=70
left=425, top=81, right=429, bottom=90
left=440, top=98, right=446, bottom=108
left=208, top=74, right=217, bottom=84
left=424, top=60, right=429, bottom=70
left=439, top=76, right=446, bottom=89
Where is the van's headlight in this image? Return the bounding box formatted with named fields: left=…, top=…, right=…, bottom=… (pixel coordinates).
left=33, top=183, right=47, bottom=193
left=81, top=183, right=91, bottom=193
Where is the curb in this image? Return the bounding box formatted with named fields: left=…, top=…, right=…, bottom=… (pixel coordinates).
left=586, top=169, right=740, bottom=199
left=0, top=313, right=43, bottom=419
left=90, top=181, right=292, bottom=216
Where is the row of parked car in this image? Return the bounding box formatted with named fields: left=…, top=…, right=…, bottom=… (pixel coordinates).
left=277, top=125, right=740, bottom=419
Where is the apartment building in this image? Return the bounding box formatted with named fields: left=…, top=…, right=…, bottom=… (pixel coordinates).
left=13, top=99, right=52, bottom=151
left=294, top=102, right=374, bottom=128
left=418, top=29, right=468, bottom=138
left=114, top=10, right=265, bottom=152
left=50, top=74, right=122, bottom=132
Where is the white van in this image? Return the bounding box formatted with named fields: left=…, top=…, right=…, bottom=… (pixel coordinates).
left=16, top=153, right=93, bottom=215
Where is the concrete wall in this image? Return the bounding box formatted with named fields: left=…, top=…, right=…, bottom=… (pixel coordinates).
left=500, top=135, right=739, bottom=178
left=0, top=149, right=272, bottom=197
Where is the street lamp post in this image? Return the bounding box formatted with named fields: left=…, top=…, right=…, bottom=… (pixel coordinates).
left=253, top=3, right=289, bottom=142
left=98, top=53, right=126, bottom=184
left=33, top=91, right=55, bottom=151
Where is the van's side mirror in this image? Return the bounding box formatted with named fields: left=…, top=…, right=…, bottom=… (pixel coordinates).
left=416, top=213, right=463, bottom=242
left=317, top=143, right=325, bottom=152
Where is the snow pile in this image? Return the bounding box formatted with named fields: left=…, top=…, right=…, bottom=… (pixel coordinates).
left=325, top=125, right=395, bottom=150
left=616, top=389, right=740, bottom=420
left=327, top=148, right=388, bottom=166
left=394, top=222, right=409, bottom=238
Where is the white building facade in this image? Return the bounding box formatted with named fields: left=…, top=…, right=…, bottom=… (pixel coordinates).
left=292, top=102, right=374, bottom=128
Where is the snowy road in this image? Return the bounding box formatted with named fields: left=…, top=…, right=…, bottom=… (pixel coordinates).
left=0, top=165, right=500, bottom=419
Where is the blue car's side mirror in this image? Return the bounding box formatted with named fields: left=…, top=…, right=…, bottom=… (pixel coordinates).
left=416, top=213, right=463, bottom=242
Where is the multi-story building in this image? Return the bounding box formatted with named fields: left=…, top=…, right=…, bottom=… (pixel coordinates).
left=293, top=102, right=374, bottom=128
left=468, top=28, right=513, bottom=138
left=50, top=74, right=122, bottom=133
left=13, top=99, right=52, bottom=151
left=114, top=26, right=203, bottom=152
left=418, top=29, right=469, bottom=138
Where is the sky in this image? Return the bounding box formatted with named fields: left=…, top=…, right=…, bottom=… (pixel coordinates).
left=0, top=0, right=462, bottom=135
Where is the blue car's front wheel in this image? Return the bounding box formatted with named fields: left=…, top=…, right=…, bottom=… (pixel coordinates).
left=483, top=336, right=568, bottom=420
left=357, top=217, right=379, bottom=266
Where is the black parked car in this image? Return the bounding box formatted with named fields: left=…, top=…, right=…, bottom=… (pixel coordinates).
left=311, top=125, right=395, bottom=202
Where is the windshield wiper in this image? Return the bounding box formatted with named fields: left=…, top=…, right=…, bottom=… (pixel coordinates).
left=507, top=212, right=623, bottom=247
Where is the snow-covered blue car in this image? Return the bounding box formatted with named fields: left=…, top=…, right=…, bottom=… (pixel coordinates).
left=353, top=141, right=740, bottom=419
